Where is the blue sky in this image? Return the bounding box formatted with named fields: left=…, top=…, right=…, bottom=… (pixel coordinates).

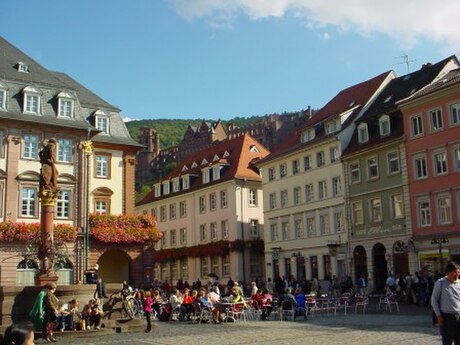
left=1, top=0, right=459, bottom=121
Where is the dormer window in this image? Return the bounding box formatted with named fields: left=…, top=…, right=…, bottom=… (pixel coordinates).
left=212, top=165, right=221, bottom=180
left=57, top=91, right=75, bottom=118
left=191, top=162, right=198, bottom=169
left=249, top=145, right=260, bottom=153
left=300, top=128, right=315, bottom=143
left=379, top=115, right=391, bottom=137
left=202, top=168, right=210, bottom=183
left=17, top=62, right=29, bottom=73
left=163, top=181, right=170, bottom=195
left=94, top=110, right=109, bottom=134
left=0, top=83, right=7, bottom=111
left=182, top=175, right=190, bottom=190
left=23, top=86, right=41, bottom=115
left=172, top=178, right=180, bottom=192
left=154, top=184, right=161, bottom=197
left=325, top=120, right=338, bottom=135
left=201, top=158, right=208, bottom=166
left=181, top=165, right=188, bottom=172
left=358, top=123, right=369, bottom=143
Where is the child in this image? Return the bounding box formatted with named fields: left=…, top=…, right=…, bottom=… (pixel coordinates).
left=143, top=291, right=153, bottom=332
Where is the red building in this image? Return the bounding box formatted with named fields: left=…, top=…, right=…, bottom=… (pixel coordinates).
left=399, top=61, right=460, bottom=272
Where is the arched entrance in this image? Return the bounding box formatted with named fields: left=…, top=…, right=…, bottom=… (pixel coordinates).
left=373, top=243, right=387, bottom=291
left=353, top=246, right=368, bottom=283
left=97, top=249, right=131, bottom=283
left=393, top=241, right=409, bottom=277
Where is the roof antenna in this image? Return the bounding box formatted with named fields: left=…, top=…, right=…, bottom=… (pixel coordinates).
left=394, top=54, right=417, bottom=74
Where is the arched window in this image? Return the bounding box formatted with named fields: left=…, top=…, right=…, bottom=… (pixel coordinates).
left=16, top=259, right=38, bottom=286
left=55, top=258, right=74, bottom=285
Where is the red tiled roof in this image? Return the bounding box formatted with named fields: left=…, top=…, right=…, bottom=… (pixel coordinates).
left=137, top=133, right=270, bottom=205
left=257, top=71, right=393, bottom=165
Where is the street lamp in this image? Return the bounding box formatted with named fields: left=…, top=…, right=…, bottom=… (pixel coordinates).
left=431, top=236, right=449, bottom=273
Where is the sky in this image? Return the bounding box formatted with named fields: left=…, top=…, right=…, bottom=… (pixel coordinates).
left=1, top=0, right=459, bottom=121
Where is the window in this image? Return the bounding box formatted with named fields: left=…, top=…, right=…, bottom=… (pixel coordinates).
left=417, top=198, right=431, bottom=227
left=370, top=198, right=382, bottom=223
left=437, top=194, right=452, bottom=225
left=280, top=190, right=288, bottom=208
left=387, top=152, right=400, bottom=174
left=325, top=120, right=337, bottom=134
left=154, top=184, right=161, bottom=197
left=281, top=221, right=290, bottom=240
left=270, top=223, right=278, bottom=241
left=454, top=146, right=460, bottom=172
left=209, top=193, right=216, bottom=211
left=161, top=232, right=166, bottom=247
left=317, top=151, right=325, bottom=167
left=210, top=222, right=218, bottom=240
left=249, top=189, right=257, bottom=206
left=182, top=176, right=190, bottom=190
left=163, top=181, right=170, bottom=195
left=249, top=219, right=259, bottom=238
left=212, top=166, right=221, bottom=180
left=200, top=257, right=208, bottom=277
left=169, top=203, right=176, bottom=220
left=350, top=162, right=360, bottom=183
left=222, top=255, right=231, bottom=277
left=180, top=228, right=187, bottom=245
left=305, top=184, right=314, bottom=203
left=211, top=257, right=220, bottom=277
left=220, top=190, right=228, bottom=208
left=95, top=200, right=108, bottom=215
left=330, top=147, right=339, bottom=163
left=171, top=260, right=178, bottom=279
left=358, top=123, right=369, bottom=143
left=150, top=208, right=157, bottom=217
left=433, top=151, right=447, bottom=175
left=323, top=255, right=331, bottom=279
left=221, top=220, right=229, bottom=239
left=202, top=168, right=210, bottom=183
left=280, top=163, right=287, bottom=178
left=332, top=177, right=341, bottom=197
left=294, top=218, right=304, bottom=239
left=95, top=155, right=109, bottom=178
left=21, top=187, right=37, bottom=217
left=170, top=229, right=177, bottom=246
left=57, top=138, right=72, bottom=163
left=200, top=224, right=207, bottom=242
left=22, top=134, right=39, bottom=159
left=334, top=212, right=344, bottom=233
left=293, top=187, right=301, bottom=205
left=411, top=114, right=424, bottom=137
left=379, top=115, right=391, bottom=136
left=180, top=258, right=189, bottom=279
left=292, top=159, right=300, bottom=175
left=0, top=86, right=6, bottom=110
left=268, top=167, right=276, bottom=181
left=160, top=206, right=166, bottom=222
left=172, top=178, right=180, bottom=192
left=57, top=92, right=74, bottom=118
left=352, top=201, right=363, bottom=225
left=319, top=215, right=329, bottom=235
left=367, top=157, right=379, bottom=180
left=269, top=193, right=277, bottom=210
left=301, top=128, right=315, bottom=143
left=199, top=196, right=206, bottom=213
left=450, top=102, right=460, bottom=125
left=430, top=109, right=443, bottom=131
left=391, top=194, right=404, bottom=219
left=306, top=217, right=316, bottom=237
left=24, top=92, right=40, bottom=114
left=304, top=156, right=312, bottom=171
left=95, top=115, right=109, bottom=134
left=414, top=155, right=428, bottom=179
left=56, top=189, right=70, bottom=219
left=179, top=201, right=187, bottom=218
left=318, top=180, right=327, bottom=200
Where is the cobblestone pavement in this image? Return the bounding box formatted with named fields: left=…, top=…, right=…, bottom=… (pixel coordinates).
left=41, top=309, right=441, bottom=345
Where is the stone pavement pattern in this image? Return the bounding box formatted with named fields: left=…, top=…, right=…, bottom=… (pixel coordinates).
left=45, top=312, right=440, bottom=345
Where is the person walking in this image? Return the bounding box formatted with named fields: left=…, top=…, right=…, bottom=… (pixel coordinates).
left=143, top=291, right=153, bottom=333
left=431, top=261, right=460, bottom=345
left=29, top=287, right=47, bottom=332
left=44, top=282, right=59, bottom=342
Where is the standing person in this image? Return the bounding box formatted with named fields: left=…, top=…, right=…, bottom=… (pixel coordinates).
left=29, top=287, right=47, bottom=332
left=93, top=278, right=108, bottom=306
left=431, top=261, right=460, bottom=345
left=1, top=322, right=35, bottom=345
left=357, top=275, right=367, bottom=296
left=143, top=291, right=153, bottom=333
left=44, top=282, right=59, bottom=342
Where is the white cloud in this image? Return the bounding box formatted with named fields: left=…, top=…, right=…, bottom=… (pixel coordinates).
left=171, top=0, right=460, bottom=51
left=123, top=116, right=139, bottom=122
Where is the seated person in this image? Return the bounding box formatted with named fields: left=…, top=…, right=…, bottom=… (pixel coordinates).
left=58, top=299, right=79, bottom=331
left=169, top=288, right=183, bottom=318
left=179, top=288, right=195, bottom=320
left=207, top=286, right=222, bottom=323
left=294, top=288, right=306, bottom=315
left=278, top=287, right=297, bottom=308
left=81, top=299, right=103, bottom=330
left=251, top=289, right=271, bottom=320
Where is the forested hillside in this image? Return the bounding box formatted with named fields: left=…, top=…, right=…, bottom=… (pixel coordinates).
left=126, top=115, right=266, bottom=148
